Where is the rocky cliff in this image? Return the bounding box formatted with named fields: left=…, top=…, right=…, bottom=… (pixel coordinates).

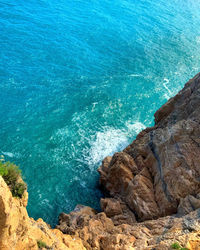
left=98, top=72, right=200, bottom=222
left=1, top=73, right=200, bottom=249
left=0, top=175, right=85, bottom=250
left=58, top=73, right=200, bottom=249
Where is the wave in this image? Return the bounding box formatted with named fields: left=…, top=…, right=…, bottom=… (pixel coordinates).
left=84, top=121, right=146, bottom=166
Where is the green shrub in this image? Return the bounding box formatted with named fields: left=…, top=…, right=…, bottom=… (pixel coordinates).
left=0, top=159, right=26, bottom=198
left=37, top=240, right=48, bottom=249
left=171, top=242, right=181, bottom=249
left=171, top=242, right=189, bottom=250
left=12, top=182, right=26, bottom=198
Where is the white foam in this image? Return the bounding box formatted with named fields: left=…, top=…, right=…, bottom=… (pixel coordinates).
left=196, top=36, right=200, bottom=43
left=92, top=102, right=98, bottom=112
left=129, top=74, right=142, bottom=77
left=85, top=121, right=146, bottom=166
left=126, top=121, right=146, bottom=134
left=1, top=151, right=15, bottom=158
left=86, top=127, right=128, bottom=165
left=163, top=78, right=172, bottom=99
left=50, top=117, right=146, bottom=170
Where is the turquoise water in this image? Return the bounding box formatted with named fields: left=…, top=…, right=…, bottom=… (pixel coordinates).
left=1, top=0, right=200, bottom=226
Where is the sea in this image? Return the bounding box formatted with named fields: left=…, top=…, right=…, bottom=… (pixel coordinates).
left=0, top=0, right=200, bottom=226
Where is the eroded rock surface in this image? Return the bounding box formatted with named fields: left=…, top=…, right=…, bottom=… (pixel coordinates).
left=58, top=205, right=200, bottom=249
left=57, top=73, right=200, bottom=249
left=99, top=72, right=200, bottom=222
left=0, top=176, right=85, bottom=250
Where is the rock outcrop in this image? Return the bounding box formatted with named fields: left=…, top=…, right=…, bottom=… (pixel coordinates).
left=0, top=176, right=85, bottom=250
left=57, top=204, right=200, bottom=249
left=58, top=73, right=200, bottom=249
left=2, top=73, right=200, bottom=249
left=98, top=72, right=200, bottom=222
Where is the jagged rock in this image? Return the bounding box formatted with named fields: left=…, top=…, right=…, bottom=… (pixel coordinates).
left=131, top=208, right=200, bottom=249
left=56, top=205, right=96, bottom=235
left=55, top=73, right=200, bottom=249
left=99, top=73, right=200, bottom=222
left=101, top=198, right=123, bottom=217
left=177, top=194, right=200, bottom=216
left=58, top=202, right=200, bottom=249
left=98, top=152, right=137, bottom=196
left=0, top=176, right=85, bottom=250
left=100, top=198, right=136, bottom=225
left=58, top=207, right=137, bottom=250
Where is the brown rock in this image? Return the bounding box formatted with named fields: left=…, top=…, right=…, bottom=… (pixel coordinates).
left=56, top=73, right=200, bottom=249
left=57, top=205, right=96, bottom=235
left=178, top=194, right=200, bottom=215
left=101, top=198, right=123, bottom=217
left=58, top=204, right=200, bottom=250
left=58, top=208, right=136, bottom=250
left=98, top=152, right=137, bottom=196
left=0, top=176, right=85, bottom=250
left=100, top=198, right=136, bottom=225
left=98, top=72, right=200, bottom=222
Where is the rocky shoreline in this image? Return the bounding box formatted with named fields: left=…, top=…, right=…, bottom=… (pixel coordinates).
left=1, top=73, right=200, bottom=249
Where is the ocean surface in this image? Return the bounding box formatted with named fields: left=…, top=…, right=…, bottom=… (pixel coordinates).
left=1, top=0, right=200, bottom=226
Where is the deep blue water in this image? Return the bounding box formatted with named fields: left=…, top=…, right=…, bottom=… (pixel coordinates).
left=1, top=0, right=200, bottom=226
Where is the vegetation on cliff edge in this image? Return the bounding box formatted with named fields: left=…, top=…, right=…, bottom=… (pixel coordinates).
left=0, top=155, right=26, bottom=198
left=37, top=240, right=49, bottom=249
left=171, top=242, right=189, bottom=250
